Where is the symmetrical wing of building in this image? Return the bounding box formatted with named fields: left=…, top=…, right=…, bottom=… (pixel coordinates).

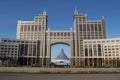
left=0, top=9, right=120, bottom=67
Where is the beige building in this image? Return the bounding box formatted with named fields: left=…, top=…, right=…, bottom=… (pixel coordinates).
left=15, top=10, right=106, bottom=67
left=2, top=10, right=120, bottom=67
left=83, top=38, right=120, bottom=67
left=0, top=38, right=39, bottom=65
left=73, top=10, right=106, bottom=66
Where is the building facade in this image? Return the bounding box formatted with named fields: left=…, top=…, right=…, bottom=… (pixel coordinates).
left=73, top=10, right=106, bottom=66
left=14, top=10, right=106, bottom=67
left=0, top=38, right=40, bottom=66
left=83, top=38, right=120, bottom=67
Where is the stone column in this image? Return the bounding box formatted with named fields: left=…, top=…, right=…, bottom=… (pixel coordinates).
left=46, top=29, right=51, bottom=66
left=70, top=29, right=74, bottom=67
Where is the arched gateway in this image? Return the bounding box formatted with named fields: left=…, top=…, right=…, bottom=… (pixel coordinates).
left=46, top=29, right=74, bottom=66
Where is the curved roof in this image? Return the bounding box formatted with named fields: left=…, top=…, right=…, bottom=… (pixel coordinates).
left=55, top=49, right=69, bottom=60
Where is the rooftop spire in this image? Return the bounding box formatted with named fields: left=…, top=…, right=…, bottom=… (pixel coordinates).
left=43, top=9, right=47, bottom=15
left=102, top=16, right=104, bottom=19
left=74, top=7, right=79, bottom=15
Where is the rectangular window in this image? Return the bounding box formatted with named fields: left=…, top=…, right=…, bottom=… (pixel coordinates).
left=35, top=25, right=37, bottom=31
left=75, top=17, right=78, bottom=22
left=99, top=24, right=101, bottom=31
left=54, top=33, right=56, bottom=36
left=38, top=25, right=41, bottom=31
left=57, top=33, right=59, bottom=36
left=50, top=32, right=52, bottom=36
left=24, top=25, right=27, bottom=31
left=68, top=33, right=70, bottom=36
left=61, top=33, right=63, bottom=36
left=91, top=24, right=94, bottom=31
left=64, top=33, right=66, bottom=36
left=79, top=17, right=81, bottom=21
left=89, top=48, right=92, bottom=56
left=95, top=24, right=98, bottom=31
left=87, top=24, right=90, bottom=31
left=85, top=48, right=88, bottom=56
left=31, top=25, right=34, bottom=31
left=83, top=24, right=86, bottom=31
left=28, top=25, right=30, bottom=31
left=21, top=25, right=23, bottom=31
left=79, top=24, right=82, bottom=31
left=83, top=17, right=86, bottom=21
left=33, top=45, right=36, bottom=56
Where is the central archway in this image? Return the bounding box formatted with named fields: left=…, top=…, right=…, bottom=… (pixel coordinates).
left=46, top=40, right=74, bottom=67
left=51, top=43, right=70, bottom=62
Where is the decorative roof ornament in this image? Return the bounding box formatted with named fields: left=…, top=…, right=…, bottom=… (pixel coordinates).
left=102, top=16, right=104, bottom=19
left=74, top=7, right=79, bottom=15
left=43, top=9, right=47, bottom=15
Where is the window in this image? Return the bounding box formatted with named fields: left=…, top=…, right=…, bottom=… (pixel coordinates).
left=24, top=25, right=27, bottom=31
left=68, top=33, right=70, bottom=36
left=87, top=24, right=90, bottom=31
left=91, top=24, right=94, bottom=31
left=85, top=48, right=88, bottom=56
left=83, top=24, right=86, bottom=31
left=89, top=48, right=92, bottom=56
left=95, top=24, right=98, bottom=31
left=31, top=25, right=34, bottom=31
left=61, top=33, right=63, bottom=36
left=54, top=33, right=56, bottom=36
left=38, top=25, right=41, bottom=31
left=79, top=24, right=82, bottom=31
left=57, top=33, right=59, bottom=36
left=98, top=24, right=101, bottom=31
left=21, top=25, right=23, bottom=31
left=64, top=33, right=66, bottom=36
left=28, top=25, right=30, bottom=31
left=50, top=32, right=52, bottom=36
left=35, top=25, right=37, bottom=31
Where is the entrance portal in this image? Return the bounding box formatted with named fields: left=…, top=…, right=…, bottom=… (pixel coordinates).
left=51, top=44, right=70, bottom=62
left=50, top=44, right=70, bottom=67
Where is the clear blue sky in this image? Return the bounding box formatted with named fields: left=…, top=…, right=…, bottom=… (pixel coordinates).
left=0, top=0, right=120, bottom=60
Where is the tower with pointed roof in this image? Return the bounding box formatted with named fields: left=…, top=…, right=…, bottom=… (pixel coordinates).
left=73, top=9, right=106, bottom=66
left=43, top=9, right=47, bottom=15
left=74, top=8, right=79, bottom=15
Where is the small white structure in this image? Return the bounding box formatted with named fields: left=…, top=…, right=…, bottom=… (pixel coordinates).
left=52, top=49, right=70, bottom=66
